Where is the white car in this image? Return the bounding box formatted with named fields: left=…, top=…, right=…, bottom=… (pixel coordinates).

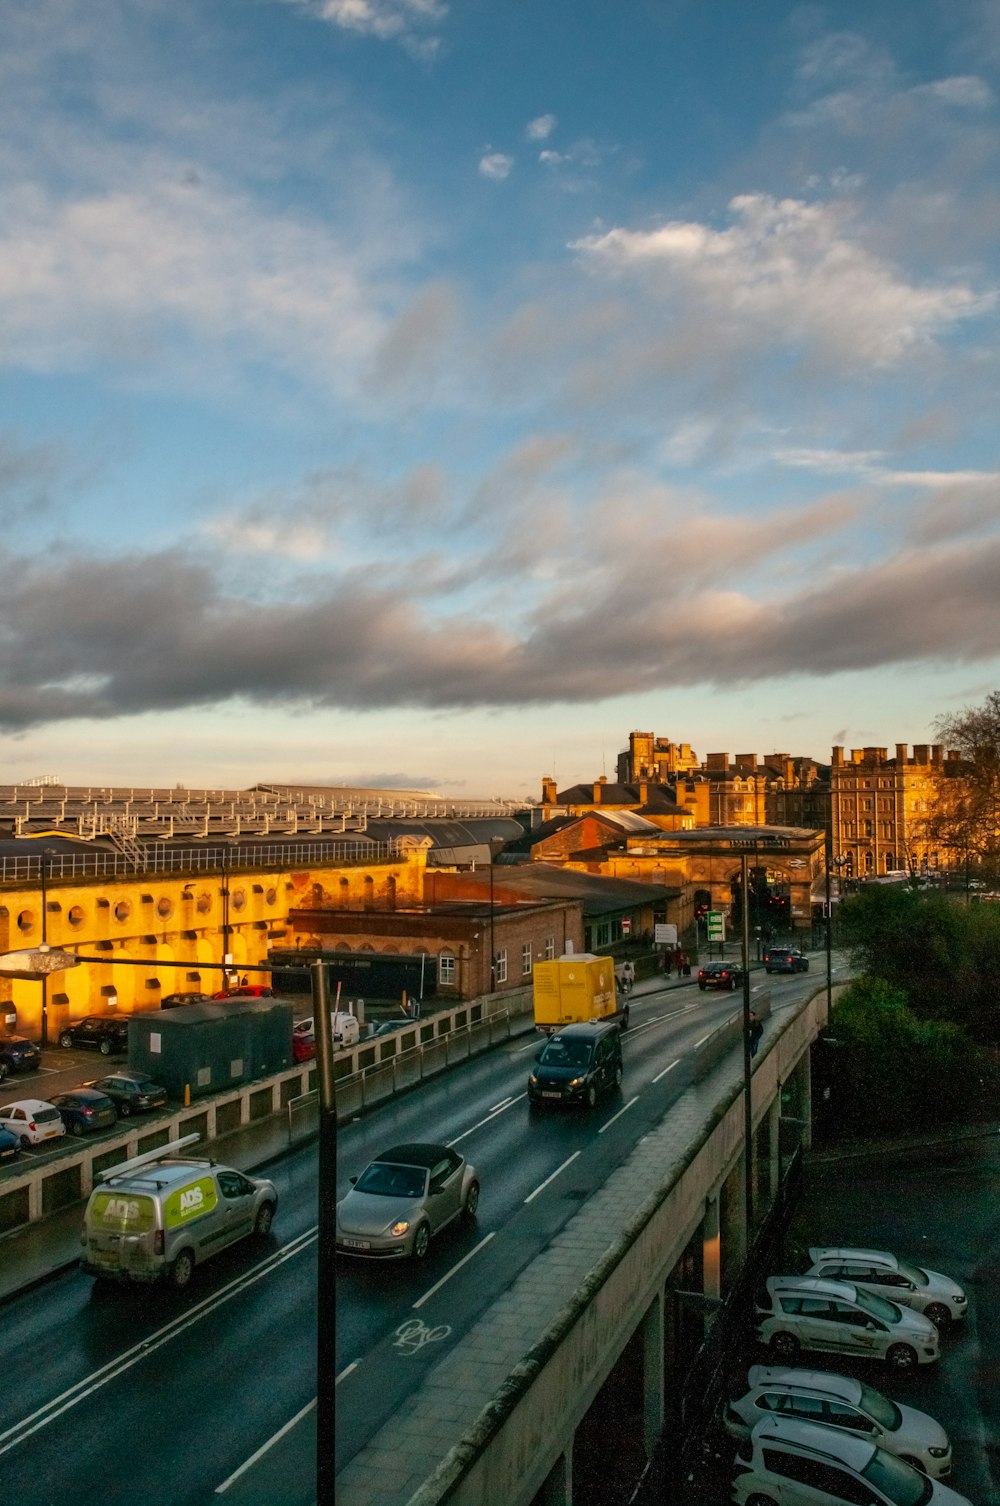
left=756, top=1277, right=940, bottom=1371
left=724, top=1365, right=952, bottom=1478
left=732, top=1415, right=971, bottom=1506
left=0, top=1098, right=67, bottom=1148
left=805, top=1247, right=968, bottom=1328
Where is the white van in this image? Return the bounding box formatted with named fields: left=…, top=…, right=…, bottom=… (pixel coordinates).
left=292, top=1011, right=360, bottom=1049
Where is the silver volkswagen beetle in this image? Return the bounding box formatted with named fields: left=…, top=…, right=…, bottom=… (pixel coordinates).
left=335, top=1142, right=479, bottom=1260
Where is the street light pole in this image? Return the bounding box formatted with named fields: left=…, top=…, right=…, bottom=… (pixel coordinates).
left=740, top=852, right=753, bottom=1239
left=40, top=852, right=49, bottom=1047
left=312, top=956, right=337, bottom=1506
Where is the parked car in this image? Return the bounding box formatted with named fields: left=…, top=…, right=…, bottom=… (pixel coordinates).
left=291, top=1031, right=316, bottom=1063
left=57, top=1016, right=130, bottom=1055
left=86, top=1072, right=168, bottom=1116
left=371, top=1019, right=410, bottom=1038
left=212, top=984, right=274, bottom=999
left=0, top=1098, right=67, bottom=1148
left=158, top=992, right=212, bottom=1009
left=0, top=1123, right=21, bottom=1163
left=732, top=1414, right=971, bottom=1506
left=805, top=1247, right=968, bottom=1328
left=755, top=1276, right=940, bottom=1371
left=51, top=1088, right=118, bottom=1137
left=335, top=1142, right=479, bottom=1260
left=0, top=1035, right=42, bottom=1075
left=698, top=960, right=746, bottom=991
left=764, top=947, right=810, bottom=974
left=527, top=1021, right=623, bottom=1110
left=81, top=1140, right=278, bottom=1288
left=724, top=1365, right=953, bottom=1477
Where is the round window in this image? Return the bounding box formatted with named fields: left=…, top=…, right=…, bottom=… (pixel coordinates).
left=157, top=897, right=173, bottom=919
left=196, top=893, right=211, bottom=914
left=231, top=889, right=246, bottom=911
left=114, top=900, right=131, bottom=923
left=16, top=909, right=34, bottom=933
left=265, top=887, right=277, bottom=906
left=68, top=905, right=86, bottom=929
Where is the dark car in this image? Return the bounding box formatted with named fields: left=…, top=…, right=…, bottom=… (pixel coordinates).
left=698, top=960, right=746, bottom=991
left=57, top=1016, right=130, bottom=1055
left=0, top=1124, right=20, bottom=1163
left=158, top=992, right=212, bottom=1009
left=763, top=948, right=810, bottom=974
left=212, top=985, right=274, bottom=999
left=51, top=1088, right=118, bottom=1137
left=0, top=1035, right=42, bottom=1075
left=86, top=1072, right=168, bottom=1115
left=527, top=1021, right=623, bottom=1111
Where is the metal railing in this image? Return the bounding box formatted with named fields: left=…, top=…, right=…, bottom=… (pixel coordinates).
left=0, top=838, right=408, bottom=885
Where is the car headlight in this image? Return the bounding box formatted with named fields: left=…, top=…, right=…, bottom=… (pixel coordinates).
left=568, top=1077, right=584, bottom=1088
left=529, top=1074, right=538, bottom=1085
left=928, top=1447, right=949, bottom=1459
left=389, top=1219, right=411, bottom=1237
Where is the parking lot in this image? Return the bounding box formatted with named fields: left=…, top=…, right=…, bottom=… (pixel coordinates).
left=689, top=1127, right=1000, bottom=1506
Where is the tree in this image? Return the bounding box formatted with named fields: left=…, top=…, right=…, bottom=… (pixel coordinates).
left=926, top=690, right=1000, bottom=876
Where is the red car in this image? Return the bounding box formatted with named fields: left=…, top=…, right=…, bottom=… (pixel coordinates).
left=292, top=1031, right=316, bottom=1063
left=212, top=984, right=275, bottom=1000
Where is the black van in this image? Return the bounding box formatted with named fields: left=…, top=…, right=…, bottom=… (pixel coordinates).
left=527, top=1021, right=623, bottom=1111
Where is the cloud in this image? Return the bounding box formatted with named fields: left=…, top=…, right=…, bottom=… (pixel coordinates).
left=570, top=194, right=993, bottom=370
left=479, top=152, right=513, bottom=181
left=526, top=114, right=557, bottom=141
left=277, top=0, right=447, bottom=52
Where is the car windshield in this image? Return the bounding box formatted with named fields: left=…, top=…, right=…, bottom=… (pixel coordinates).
left=34, top=1107, right=61, bottom=1123
left=858, top=1381, right=902, bottom=1431
left=854, top=1287, right=904, bottom=1325
left=133, top=1078, right=158, bottom=1091
left=542, top=1039, right=593, bottom=1068
left=894, top=1259, right=929, bottom=1287
left=862, top=1447, right=934, bottom=1506
left=355, top=1162, right=426, bottom=1199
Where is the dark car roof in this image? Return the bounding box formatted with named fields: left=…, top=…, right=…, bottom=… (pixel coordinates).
left=549, top=1020, right=618, bottom=1039
left=375, top=1142, right=459, bottom=1168
left=701, top=961, right=739, bottom=971
left=1, top=1035, right=38, bottom=1048
left=59, top=1088, right=113, bottom=1104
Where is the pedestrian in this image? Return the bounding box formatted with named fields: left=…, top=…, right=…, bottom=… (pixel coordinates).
left=621, top=959, right=635, bottom=993
left=677, top=948, right=689, bottom=976
left=663, top=950, right=673, bottom=977
left=747, top=1008, right=763, bottom=1057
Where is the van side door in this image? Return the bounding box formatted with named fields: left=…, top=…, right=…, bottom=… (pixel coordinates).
left=215, top=1169, right=257, bottom=1248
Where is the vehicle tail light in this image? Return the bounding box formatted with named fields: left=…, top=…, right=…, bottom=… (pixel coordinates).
left=82, top=1108, right=93, bottom=1116
left=28, top=1122, right=36, bottom=1132
left=154, top=1229, right=165, bottom=1255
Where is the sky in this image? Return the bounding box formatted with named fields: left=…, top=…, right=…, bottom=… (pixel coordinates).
left=1, top=0, right=998, bottom=802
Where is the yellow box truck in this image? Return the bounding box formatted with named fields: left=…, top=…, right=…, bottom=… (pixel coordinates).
left=532, top=951, right=627, bottom=1035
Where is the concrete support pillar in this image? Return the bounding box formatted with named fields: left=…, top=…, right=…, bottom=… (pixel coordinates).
left=642, top=1291, right=665, bottom=1457
left=768, top=1098, right=781, bottom=1199
left=800, top=1052, right=813, bottom=1151
left=535, top=1448, right=572, bottom=1505
left=703, top=1194, right=721, bottom=1300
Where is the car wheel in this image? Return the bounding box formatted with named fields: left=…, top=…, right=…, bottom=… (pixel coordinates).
left=411, top=1222, right=430, bottom=1260
left=59, top=1032, right=74, bottom=1049
left=71, top=1121, right=85, bottom=1137
left=768, top=1331, right=800, bottom=1361
left=169, top=1249, right=195, bottom=1289
left=620, top=1007, right=629, bottom=1030
left=0, top=1063, right=7, bottom=1081
left=99, top=1039, right=112, bottom=1056
left=585, top=1083, right=597, bottom=1109
left=925, top=1303, right=951, bottom=1329
left=698, top=983, right=706, bottom=991
left=886, top=1343, right=918, bottom=1371
left=614, top=1063, right=623, bottom=1088
left=729, top=976, right=737, bottom=989
left=118, top=1102, right=131, bottom=1117
left=19, top=1134, right=31, bottom=1150
left=254, top=1202, right=275, bottom=1237
left=463, top=1181, right=480, bottom=1218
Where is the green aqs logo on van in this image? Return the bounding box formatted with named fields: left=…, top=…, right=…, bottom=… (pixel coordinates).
left=91, top=1192, right=156, bottom=1233
left=164, top=1175, right=218, bottom=1228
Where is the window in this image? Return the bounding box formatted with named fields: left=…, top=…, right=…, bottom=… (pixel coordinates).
left=494, top=949, right=507, bottom=984
left=521, top=943, right=532, bottom=977
left=544, top=936, right=555, bottom=960
left=438, top=954, right=456, bottom=985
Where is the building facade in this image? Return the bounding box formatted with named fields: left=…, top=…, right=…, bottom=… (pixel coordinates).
left=829, top=743, right=963, bottom=879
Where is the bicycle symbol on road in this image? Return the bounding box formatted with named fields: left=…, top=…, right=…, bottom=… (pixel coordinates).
left=394, top=1318, right=451, bottom=1355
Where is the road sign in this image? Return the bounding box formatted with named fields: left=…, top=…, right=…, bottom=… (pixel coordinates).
left=655, top=923, right=677, bottom=945
left=706, top=911, right=725, bottom=940
left=621, top=917, right=631, bottom=935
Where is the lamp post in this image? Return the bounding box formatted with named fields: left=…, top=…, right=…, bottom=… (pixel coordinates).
left=487, top=836, right=505, bottom=993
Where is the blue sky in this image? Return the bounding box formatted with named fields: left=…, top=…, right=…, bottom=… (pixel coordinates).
left=1, top=0, right=998, bottom=801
